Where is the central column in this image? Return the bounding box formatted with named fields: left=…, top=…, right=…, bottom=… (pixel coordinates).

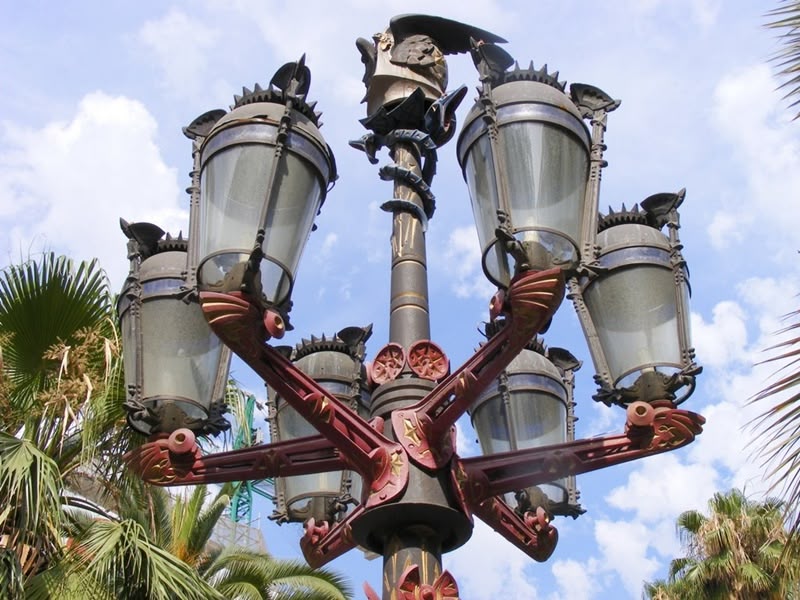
left=388, top=143, right=431, bottom=348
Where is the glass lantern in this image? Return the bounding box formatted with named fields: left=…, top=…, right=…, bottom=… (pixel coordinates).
left=195, top=60, right=337, bottom=313
left=457, top=64, right=591, bottom=287
left=268, top=327, right=372, bottom=524
left=118, top=221, right=231, bottom=436
left=571, top=192, right=701, bottom=406
left=469, top=338, right=582, bottom=517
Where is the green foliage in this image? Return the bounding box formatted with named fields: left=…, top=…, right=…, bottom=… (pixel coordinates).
left=643, top=489, right=800, bottom=599
left=0, top=254, right=114, bottom=428
left=0, top=252, right=352, bottom=599
left=204, top=547, right=352, bottom=600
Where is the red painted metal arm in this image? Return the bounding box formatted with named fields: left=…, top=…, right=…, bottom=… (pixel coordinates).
left=459, top=402, right=705, bottom=502
left=199, top=291, right=408, bottom=507
left=470, top=497, right=558, bottom=562
left=300, top=504, right=365, bottom=568
left=124, top=430, right=346, bottom=486
left=391, top=268, right=565, bottom=468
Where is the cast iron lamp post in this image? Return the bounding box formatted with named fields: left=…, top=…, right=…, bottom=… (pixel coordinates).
left=122, top=14, right=705, bottom=599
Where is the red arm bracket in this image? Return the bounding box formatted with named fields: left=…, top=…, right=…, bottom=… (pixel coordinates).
left=458, top=401, right=705, bottom=503
left=300, top=504, right=365, bottom=568
left=199, top=291, right=408, bottom=508
left=391, top=268, right=565, bottom=469
left=450, top=402, right=703, bottom=562
left=124, top=429, right=347, bottom=486
left=472, top=498, right=558, bottom=562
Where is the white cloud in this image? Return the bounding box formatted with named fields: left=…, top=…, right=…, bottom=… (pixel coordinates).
left=137, top=9, right=220, bottom=99
left=691, top=301, right=749, bottom=369
left=606, top=453, right=720, bottom=523
left=446, top=518, right=539, bottom=599
left=595, top=520, right=661, bottom=596
left=707, top=210, right=746, bottom=250
left=550, top=558, right=596, bottom=600
left=0, top=92, right=185, bottom=288
left=443, top=226, right=495, bottom=300
left=708, top=64, right=800, bottom=258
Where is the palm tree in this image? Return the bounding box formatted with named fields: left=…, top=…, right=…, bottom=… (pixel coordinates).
left=0, top=254, right=126, bottom=588
left=0, top=253, right=353, bottom=598
left=752, top=0, right=800, bottom=540
left=0, top=253, right=190, bottom=597
left=31, top=483, right=351, bottom=600
left=643, top=489, right=800, bottom=599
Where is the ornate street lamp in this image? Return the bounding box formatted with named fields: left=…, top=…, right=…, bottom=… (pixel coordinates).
left=569, top=192, right=702, bottom=407
left=194, top=57, right=337, bottom=334
left=469, top=335, right=584, bottom=518
left=123, top=15, right=706, bottom=600
left=118, top=221, right=230, bottom=436
left=457, top=62, right=592, bottom=287
left=269, top=327, right=372, bottom=525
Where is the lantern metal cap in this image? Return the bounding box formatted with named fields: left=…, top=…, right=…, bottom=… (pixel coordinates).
left=598, top=189, right=685, bottom=233
left=489, top=61, right=567, bottom=92
left=120, top=219, right=188, bottom=260
left=229, top=56, right=324, bottom=126
left=294, top=325, right=373, bottom=361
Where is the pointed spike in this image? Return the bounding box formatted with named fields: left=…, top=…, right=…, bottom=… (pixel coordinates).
left=317, top=120, right=324, bottom=128
left=233, top=94, right=243, bottom=104
left=559, top=80, right=567, bottom=90
left=552, top=71, right=559, bottom=80
left=254, top=83, right=263, bottom=93
left=242, top=86, right=252, bottom=96
left=514, top=61, right=521, bottom=71
left=307, top=100, right=318, bottom=111
left=269, top=83, right=277, bottom=93
left=314, top=111, right=323, bottom=120
left=165, top=233, right=173, bottom=240
left=528, top=60, right=534, bottom=71
left=311, top=334, right=319, bottom=343
left=298, top=53, right=307, bottom=66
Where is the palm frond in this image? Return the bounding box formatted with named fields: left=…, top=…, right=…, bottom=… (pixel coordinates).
left=65, top=518, right=221, bottom=600
left=767, top=0, right=800, bottom=118
left=205, top=547, right=352, bottom=600
left=751, top=304, right=800, bottom=539
left=0, top=255, right=112, bottom=412
left=0, top=433, right=63, bottom=548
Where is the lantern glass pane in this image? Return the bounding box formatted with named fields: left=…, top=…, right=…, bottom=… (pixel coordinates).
left=584, top=263, right=682, bottom=385
left=502, top=122, right=588, bottom=270
left=199, top=139, right=323, bottom=304
left=509, top=388, right=566, bottom=449
left=140, top=290, right=223, bottom=412
left=118, top=294, right=137, bottom=398
left=276, top=398, right=350, bottom=508
left=465, top=135, right=500, bottom=257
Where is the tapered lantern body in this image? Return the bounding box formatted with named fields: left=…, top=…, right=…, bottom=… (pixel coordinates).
left=457, top=68, right=591, bottom=287
left=118, top=225, right=230, bottom=436
left=573, top=197, right=699, bottom=406
left=196, top=73, right=336, bottom=310
left=269, top=329, right=370, bottom=524
left=469, top=346, right=579, bottom=515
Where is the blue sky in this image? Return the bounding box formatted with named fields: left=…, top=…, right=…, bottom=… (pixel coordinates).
left=2, top=1, right=799, bottom=598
